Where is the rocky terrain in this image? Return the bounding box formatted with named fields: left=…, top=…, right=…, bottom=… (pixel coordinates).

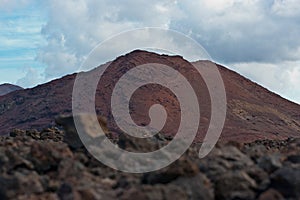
left=0, top=50, right=299, bottom=142
left=0, top=84, right=23, bottom=96
left=0, top=118, right=299, bottom=200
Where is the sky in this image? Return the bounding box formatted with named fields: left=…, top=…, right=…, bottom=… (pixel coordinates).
left=0, top=0, right=299, bottom=104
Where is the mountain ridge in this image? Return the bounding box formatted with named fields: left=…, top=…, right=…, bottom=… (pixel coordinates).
left=0, top=50, right=299, bottom=142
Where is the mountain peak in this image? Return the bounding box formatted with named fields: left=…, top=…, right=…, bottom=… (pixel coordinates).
left=0, top=51, right=299, bottom=142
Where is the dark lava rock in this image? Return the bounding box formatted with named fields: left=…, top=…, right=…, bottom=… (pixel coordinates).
left=258, top=189, right=284, bottom=200
left=172, top=173, right=214, bottom=200
left=9, top=129, right=26, bottom=137
left=257, top=153, right=282, bottom=173
left=57, top=183, right=79, bottom=200
left=142, top=156, right=199, bottom=185
left=0, top=170, right=45, bottom=199
left=246, top=165, right=270, bottom=191
left=198, top=145, right=253, bottom=181
left=29, top=141, right=73, bottom=173
left=214, top=170, right=257, bottom=200
left=0, top=124, right=300, bottom=199
left=120, top=184, right=188, bottom=200
left=55, top=114, right=109, bottom=149
left=270, top=167, right=300, bottom=198
left=287, top=154, right=300, bottom=164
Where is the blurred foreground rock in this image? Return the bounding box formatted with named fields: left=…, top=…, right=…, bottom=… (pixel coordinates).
left=0, top=115, right=299, bottom=199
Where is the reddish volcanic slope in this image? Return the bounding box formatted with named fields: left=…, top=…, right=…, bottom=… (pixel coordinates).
left=0, top=83, right=23, bottom=96
left=0, top=50, right=299, bottom=142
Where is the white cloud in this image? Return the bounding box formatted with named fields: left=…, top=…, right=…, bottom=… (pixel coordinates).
left=80, top=28, right=211, bottom=72
left=37, top=0, right=181, bottom=79
left=272, top=0, right=300, bottom=17
left=16, top=67, right=44, bottom=88
left=172, top=0, right=300, bottom=63
left=229, top=61, right=300, bottom=103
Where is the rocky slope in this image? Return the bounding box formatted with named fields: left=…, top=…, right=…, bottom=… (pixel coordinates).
left=0, top=83, right=23, bottom=96
left=0, top=121, right=299, bottom=200
left=0, top=50, right=299, bottom=142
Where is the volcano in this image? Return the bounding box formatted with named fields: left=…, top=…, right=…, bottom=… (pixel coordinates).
left=0, top=50, right=299, bottom=142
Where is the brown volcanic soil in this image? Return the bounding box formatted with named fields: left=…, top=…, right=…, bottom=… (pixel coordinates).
left=0, top=83, right=23, bottom=96
left=0, top=50, right=299, bottom=142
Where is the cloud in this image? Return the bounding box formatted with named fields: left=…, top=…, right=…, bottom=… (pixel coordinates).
left=2, top=0, right=298, bottom=103
left=37, top=0, right=181, bottom=79
left=272, top=0, right=300, bottom=17
left=37, top=0, right=300, bottom=65
left=229, top=61, right=300, bottom=103
left=16, top=67, right=44, bottom=88
left=171, top=0, right=300, bottom=63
